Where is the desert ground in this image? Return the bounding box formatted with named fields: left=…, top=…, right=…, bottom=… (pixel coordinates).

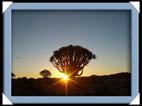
left=12, top=72, right=131, bottom=96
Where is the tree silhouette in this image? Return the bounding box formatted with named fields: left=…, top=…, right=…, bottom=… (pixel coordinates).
left=40, top=69, right=52, bottom=78
left=50, top=45, right=96, bottom=79
left=12, top=73, right=16, bottom=78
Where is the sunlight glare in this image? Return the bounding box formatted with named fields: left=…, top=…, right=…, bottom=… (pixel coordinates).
left=62, top=74, right=69, bottom=81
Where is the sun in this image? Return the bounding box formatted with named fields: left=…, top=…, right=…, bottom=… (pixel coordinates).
left=62, top=74, right=69, bottom=81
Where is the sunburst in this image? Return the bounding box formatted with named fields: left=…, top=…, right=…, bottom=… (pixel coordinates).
left=49, top=73, right=79, bottom=96
left=62, top=74, right=69, bottom=81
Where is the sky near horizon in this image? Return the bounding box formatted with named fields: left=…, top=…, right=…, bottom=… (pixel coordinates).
left=12, top=10, right=131, bottom=78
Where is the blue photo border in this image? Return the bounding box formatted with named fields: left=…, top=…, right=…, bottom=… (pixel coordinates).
left=3, top=3, right=139, bottom=104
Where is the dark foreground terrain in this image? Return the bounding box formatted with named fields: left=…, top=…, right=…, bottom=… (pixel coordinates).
left=12, top=72, right=131, bottom=96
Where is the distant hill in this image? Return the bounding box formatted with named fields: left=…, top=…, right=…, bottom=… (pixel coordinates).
left=89, top=72, right=130, bottom=78
left=12, top=72, right=131, bottom=96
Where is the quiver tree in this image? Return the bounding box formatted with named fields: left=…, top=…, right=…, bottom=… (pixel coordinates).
left=40, top=69, right=52, bottom=78
left=50, top=45, right=96, bottom=79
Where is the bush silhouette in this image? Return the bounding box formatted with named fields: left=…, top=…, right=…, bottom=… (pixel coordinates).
left=11, top=73, right=16, bottom=78
left=40, top=69, right=52, bottom=78
left=50, top=45, right=96, bottom=79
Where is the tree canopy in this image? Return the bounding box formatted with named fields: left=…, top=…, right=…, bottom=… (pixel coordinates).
left=50, top=45, right=96, bottom=79
left=40, top=69, right=52, bottom=78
